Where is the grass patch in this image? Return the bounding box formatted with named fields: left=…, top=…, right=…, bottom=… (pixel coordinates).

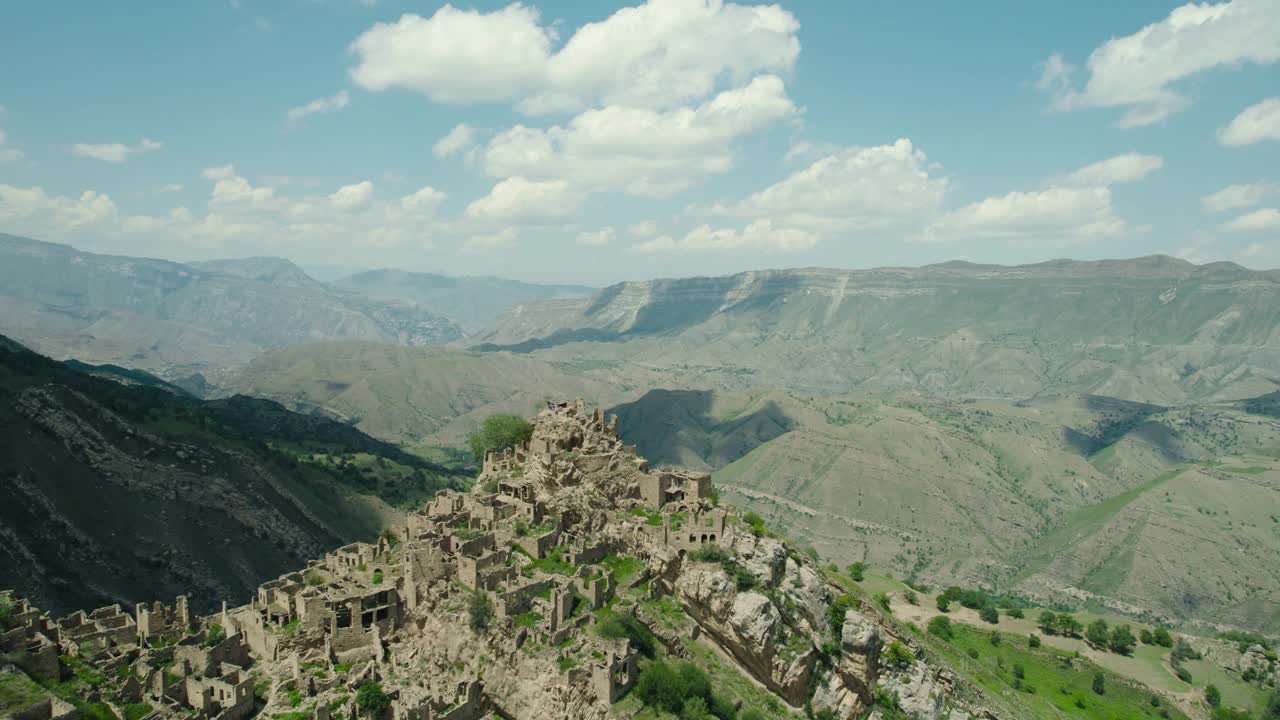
left=924, top=624, right=1189, bottom=720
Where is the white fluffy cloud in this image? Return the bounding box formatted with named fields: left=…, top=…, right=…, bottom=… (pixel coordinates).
left=1057, top=153, right=1164, bottom=187
left=710, top=139, right=948, bottom=233
left=71, top=138, right=162, bottom=163
left=350, top=4, right=552, bottom=105
left=634, top=220, right=816, bottom=253
left=1038, top=0, right=1280, bottom=127
left=1, top=168, right=452, bottom=261
left=921, top=187, right=1136, bottom=244
left=1222, top=207, right=1280, bottom=232
left=480, top=75, right=797, bottom=197
left=432, top=123, right=477, bottom=158
left=464, top=176, right=582, bottom=224
left=329, top=180, right=375, bottom=212
left=286, top=90, right=350, bottom=123
left=576, top=227, right=615, bottom=246
left=1218, top=97, right=1280, bottom=146
left=349, top=0, right=799, bottom=114
left=1202, top=183, right=1270, bottom=212
left=0, top=185, right=125, bottom=233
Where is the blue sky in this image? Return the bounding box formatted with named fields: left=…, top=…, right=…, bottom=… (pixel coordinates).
left=1, top=0, right=1279, bottom=284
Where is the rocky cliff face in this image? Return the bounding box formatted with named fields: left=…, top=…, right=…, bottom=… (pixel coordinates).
left=469, top=258, right=1280, bottom=404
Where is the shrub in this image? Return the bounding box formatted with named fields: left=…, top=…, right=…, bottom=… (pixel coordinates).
left=1005, top=607, right=1024, bottom=619
left=467, top=414, right=533, bottom=463
left=596, top=614, right=656, bottom=658
left=1092, top=672, right=1105, bottom=695
left=873, top=593, right=891, bottom=612
left=990, top=631, right=1002, bottom=646
left=980, top=605, right=999, bottom=624
left=634, top=660, right=729, bottom=719
left=1140, top=628, right=1154, bottom=645
left=967, top=648, right=980, bottom=659
left=847, top=562, right=866, bottom=582
left=371, top=569, right=383, bottom=585
left=937, top=595, right=951, bottom=613
left=904, top=590, right=918, bottom=606
left=0, top=595, right=13, bottom=629
left=803, top=546, right=820, bottom=561
left=1205, top=684, right=1221, bottom=708
left=1152, top=627, right=1174, bottom=647
left=743, top=512, right=768, bottom=537
left=927, top=616, right=954, bottom=641
left=1172, top=639, right=1202, bottom=661
left=829, top=594, right=857, bottom=641
left=356, top=681, right=390, bottom=718
left=1029, top=634, right=1041, bottom=648
left=884, top=641, right=913, bottom=670
left=468, top=591, right=493, bottom=633
left=203, top=623, right=225, bottom=648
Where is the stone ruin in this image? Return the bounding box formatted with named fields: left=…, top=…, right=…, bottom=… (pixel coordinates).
left=2, top=398, right=743, bottom=720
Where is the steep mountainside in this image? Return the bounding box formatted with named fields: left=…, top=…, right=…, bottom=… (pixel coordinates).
left=222, top=341, right=643, bottom=447
left=2, top=401, right=1212, bottom=720
left=224, top=340, right=1280, bottom=632
left=330, top=268, right=594, bottom=332
left=0, top=234, right=464, bottom=378
left=470, top=258, right=1280, bottom=405
left=0, top=337, right=467, bottom=615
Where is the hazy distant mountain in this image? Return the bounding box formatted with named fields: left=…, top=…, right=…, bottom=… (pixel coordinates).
left=330, top=268, right=595, bottom=332
left=0, top=234, right=464, bottom=377
left=469, top=257, right=1280, bottom=405
left=190, top=256, right=325, bottom=289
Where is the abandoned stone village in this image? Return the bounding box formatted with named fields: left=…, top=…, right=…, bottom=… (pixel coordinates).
left=3, top=399, right=909, bottom=720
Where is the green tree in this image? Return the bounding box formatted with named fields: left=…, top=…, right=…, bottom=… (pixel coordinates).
left=927, top=616, right=954, bottom=640
left=356, top=681, right=390, bottom=718
left=979, top=605, right=1000, bottom=624
left=1038, top=610, right=1058, bottom=634
left=1152, top=627, right=1174, bottom=647
left=937, top=595, right=951, bottom=613
left=1086, top=619, right=1110, bottom=648
left=1140, top=628, right=1154, bottom=644
left=1057, top=613, right=1082, bottom=637
left=1029, top=634, right=1041, bottom=648
left=1092, top=672, right=1106, bottom=696
left=1005, top=607, right=1024, bottom=619
left=468, top=590, right=493, bottom=633
left=847, top=561, right=866, bottom=582
left=467, top=414, right=533, bottom=463
left=1109, top=625, right=1136, bottom=655
left=1205, top=684, right=1221, bottom=708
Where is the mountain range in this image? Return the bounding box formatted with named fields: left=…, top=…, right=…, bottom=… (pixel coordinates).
left=0, top=234, right=595, bottom=382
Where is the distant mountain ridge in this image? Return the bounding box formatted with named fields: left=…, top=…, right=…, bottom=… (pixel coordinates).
left=469, top=256, right=1280, bottom=405
left=330, top=268, right=594, bottom=332
left=0, top=234, right=465, bottom=377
